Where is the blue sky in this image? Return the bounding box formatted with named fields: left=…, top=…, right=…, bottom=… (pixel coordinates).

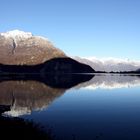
left=0, top=0, right=140, bottom=60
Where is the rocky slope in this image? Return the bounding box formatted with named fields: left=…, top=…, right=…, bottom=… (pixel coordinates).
left=0, top=30, right=66, bottom=65
left=0, top=30, right=94, bottom=73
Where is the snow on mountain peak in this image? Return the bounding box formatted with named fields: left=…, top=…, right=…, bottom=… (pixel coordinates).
left=73, top=56, right=140, bottom=72
left=0, top=30, right=33, bottom=40
left=0, top=30, right=50, bottom=42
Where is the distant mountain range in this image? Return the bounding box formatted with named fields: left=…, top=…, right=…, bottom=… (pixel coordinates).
left=73, top=56, right=140, bottom=72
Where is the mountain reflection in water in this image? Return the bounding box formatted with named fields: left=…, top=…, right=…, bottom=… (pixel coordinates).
left=1, top=74, right=140, bottom=140
left=0, top=74, right=140, bottom=117
left=0, top=74, right=94, bottom=117
left=75, top=74, right=140, bottom=90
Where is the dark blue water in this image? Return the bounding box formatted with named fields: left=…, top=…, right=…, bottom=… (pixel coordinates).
left=1, top=74, right=140, bottom=140
left=20, top=75, right=140, bottom=140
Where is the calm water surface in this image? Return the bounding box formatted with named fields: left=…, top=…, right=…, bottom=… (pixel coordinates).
left=1, top=74, right=140, bottom=140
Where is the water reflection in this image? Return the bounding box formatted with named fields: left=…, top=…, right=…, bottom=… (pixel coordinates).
left=1, top=74, right=140, bottom=140
left=0, top=74, right=93, bottom=117
left=1, top=74, right=140, bottom=117
left=76, top=74, right=140, bottom=89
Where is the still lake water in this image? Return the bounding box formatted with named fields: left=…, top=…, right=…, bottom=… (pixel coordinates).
left=1, top=74, right=140, bottom=140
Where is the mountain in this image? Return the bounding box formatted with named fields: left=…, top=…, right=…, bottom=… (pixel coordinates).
left=73, top=56, right=140, bottom=72
left=0, top=30, right=66, bottom=65
left=0, top=30, right=95, bottom=73
left=0, top=57, right=95, bottom=74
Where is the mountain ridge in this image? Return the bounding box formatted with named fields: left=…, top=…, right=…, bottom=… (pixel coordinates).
left=0, top=30, right=95, bottom=74
left=0, top=30, right=66, bottom=65
left=73, top=56, right=140, bottom=72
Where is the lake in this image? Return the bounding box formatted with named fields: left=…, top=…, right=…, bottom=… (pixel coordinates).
left=1, top=74, right=140, bottom=140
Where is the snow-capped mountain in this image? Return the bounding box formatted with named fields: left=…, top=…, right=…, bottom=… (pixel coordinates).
left=1, top=30, right=33, bottom=40
left=0, top=30, right=49, bottom=42
left=73, top=56, right=140, bottom=72
left=0, top=30, right=66, bottom=65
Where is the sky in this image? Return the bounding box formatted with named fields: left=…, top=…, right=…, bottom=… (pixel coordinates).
left=0, top=0, right=140, bottom=60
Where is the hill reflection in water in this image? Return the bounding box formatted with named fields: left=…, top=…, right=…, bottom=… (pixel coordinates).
left=0, top=74, right=94, bottom=117
left=0, top=74, right=140, bottom=117
left=1, top=74, right=140, bottom=140
left=75, top=74, right=140, bottom=90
